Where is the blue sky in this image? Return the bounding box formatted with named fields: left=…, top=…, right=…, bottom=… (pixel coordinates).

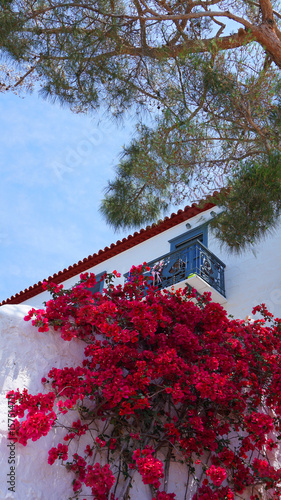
left=0, top=90, right=136, bottom=301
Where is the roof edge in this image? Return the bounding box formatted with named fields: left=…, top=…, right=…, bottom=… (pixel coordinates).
left=1, top=196, right=217, bottom=305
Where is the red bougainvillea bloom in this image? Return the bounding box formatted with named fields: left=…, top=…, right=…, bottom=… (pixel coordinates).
left=48, top=443, right=68, bottom=465
left=133, top=447, right=164, bottom=489
left=84, top=463, right=115, bottom=500
left=206, top=465, right=227, bottom=486
left=153, top=492, right=176, bottom=500
left=10, top=267, right=281, bottom=499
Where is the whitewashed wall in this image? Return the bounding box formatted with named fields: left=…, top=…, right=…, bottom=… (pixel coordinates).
left=2, top=210, right=281, bottom=498
left=0, top=304, right=209, bottom=500
left=1, top=304, right=280, bottom=500
left=209, top=226, right=281, bottom=319
left=0, top=304, right=85, bottom=500
left=0, top=250, right=281, bottom=500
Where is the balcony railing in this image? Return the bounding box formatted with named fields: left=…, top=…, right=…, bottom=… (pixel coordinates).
left=124, top=240, right=226, bottom=298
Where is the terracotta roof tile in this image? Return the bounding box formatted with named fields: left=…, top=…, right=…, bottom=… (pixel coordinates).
left=1, top=197, right=216, bottom=305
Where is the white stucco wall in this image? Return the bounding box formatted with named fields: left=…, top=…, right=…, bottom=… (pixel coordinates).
left=3, top=210, right=281, bottom=498
left=209, top=226, right=281, bottom=319
left=0, top=304, right=85, bottom=500
left=2, top=260, right=281, bottom=498
left=0, top=304, right=210, bottom=500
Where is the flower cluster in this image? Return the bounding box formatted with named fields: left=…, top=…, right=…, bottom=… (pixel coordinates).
left=206, top=465, right=227, bottom=486
left=252, top=458, right=281, bottom=486
left=48, top=443, right=68, bottom=465
left=6, top=390, right=56, bottom=445
left=152, top=492, right=176, bottom=500
left=132, top=447, right=164, bottom=488
left=85, top=463, right=115, bottom=500
left=8, top=267, right=281, bottom=499
left=193, top=485, right=235, bottom=500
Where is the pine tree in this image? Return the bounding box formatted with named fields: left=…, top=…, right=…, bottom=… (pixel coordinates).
left=1, top=0, right=281, bottom=250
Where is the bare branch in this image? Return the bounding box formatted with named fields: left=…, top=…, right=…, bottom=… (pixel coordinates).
left=12, top=58, right=42, bottom=88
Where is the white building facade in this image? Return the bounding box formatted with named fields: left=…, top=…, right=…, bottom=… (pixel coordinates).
left=1, top=199, right=281, bottom=499
left=2, top=199, right=281, bottom=319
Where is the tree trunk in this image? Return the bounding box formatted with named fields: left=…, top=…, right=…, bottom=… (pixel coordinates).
left=253, top=22, right=281, bottom=68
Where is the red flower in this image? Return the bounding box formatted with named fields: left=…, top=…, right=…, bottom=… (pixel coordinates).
left=12, top=264, right=281, bottom=499
left=133, top=448, right=164, bottom=489
left=206, top=465, right=227, bottom=486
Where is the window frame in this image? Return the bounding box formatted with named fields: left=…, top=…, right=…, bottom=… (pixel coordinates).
left=168, top=223, right=208, bottom=252
left=87, top=270, right=106, bottom=294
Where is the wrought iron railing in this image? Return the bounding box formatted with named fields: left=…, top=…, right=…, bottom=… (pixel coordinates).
left=124, top=240, right=226, bottom=297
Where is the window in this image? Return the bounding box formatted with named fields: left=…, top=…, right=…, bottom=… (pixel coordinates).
left=87, top=271, right=106, bottom=294
left=169, top=223, right=208, bottom=252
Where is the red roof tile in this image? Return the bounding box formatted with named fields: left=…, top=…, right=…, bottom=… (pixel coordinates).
left=1, top=197, right=216, bottom=305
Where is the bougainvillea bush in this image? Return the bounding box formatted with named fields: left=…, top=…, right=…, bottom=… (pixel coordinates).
left=6, top=265, right=281, bottom=499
